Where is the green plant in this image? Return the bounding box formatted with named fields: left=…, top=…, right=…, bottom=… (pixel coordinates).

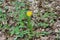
left=38, top=22, right=49, bottom=28
left=56, top=33, right=60, bottom=40
left=0, top=0, right=34, bottom=40
left=39, top=12, right=56, bottom=28
left=35, top=31, right=50, bottom=37
left=4, top=1, right=34, bottom=40
left=42, top=12, right=56, bottom=18
left=40, top=31, right=50, bottom=36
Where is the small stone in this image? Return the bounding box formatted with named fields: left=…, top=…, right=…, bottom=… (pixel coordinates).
left=40, top=36, right=48, bottom=40
left=40, top=9, right=45, bottom=13
left=56, top=6, right=60, bottom=10
left=28, top=0, right=34, bottom=2
left=33, top=9, right=38, bottom=13
left=18, top=0, right=21, bottom=2
left=55, top=29, right=58, bottom=32
left=42, top=29, right=44, bottom=31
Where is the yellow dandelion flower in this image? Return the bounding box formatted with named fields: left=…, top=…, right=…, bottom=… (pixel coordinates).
left=27, top=11, right=32, bottom=17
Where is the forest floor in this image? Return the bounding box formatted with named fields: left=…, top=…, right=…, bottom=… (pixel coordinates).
left=0, top=0, right=60, bottom=40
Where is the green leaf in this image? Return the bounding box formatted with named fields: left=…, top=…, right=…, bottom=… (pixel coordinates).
left=10, top=27, right=15, bottom=36
left=14, top=27, right=20, bottom=34
left=38, top=22, right=49, bottom=28
left=10, top=27, right=20, bottom=35
left=19, top=31, right=24, bottom=37
left=49, top=19, right=55, bottom=23
left=10, top=30, right=15, bottom=36
left=15, top=1, right=25, bottom=7
left=19, top=9, right=27, bottom=21
left=20, top=2, right=25, bottom=7
left=40, top=31, right=50, bottom=36
left=42, top=12, right=49, bottom=18
left=4, top=6, right=9, bottom=10
left=0, top=0, right=4, bottom=2
left=0, top=8, right=2, bottom=13
left=0, top=24, right=2, bottom=28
